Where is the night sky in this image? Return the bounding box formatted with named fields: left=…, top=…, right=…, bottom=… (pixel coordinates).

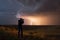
left=0, top=0, right=60, bottom=25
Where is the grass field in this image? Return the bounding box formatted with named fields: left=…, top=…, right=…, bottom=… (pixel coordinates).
left=0, top=25, right=60, bottom=40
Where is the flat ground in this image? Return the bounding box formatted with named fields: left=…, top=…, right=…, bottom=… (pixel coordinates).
left=0, top=25, right=60, bottom=40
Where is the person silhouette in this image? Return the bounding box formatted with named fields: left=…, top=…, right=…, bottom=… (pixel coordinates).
left=18, top=18, right=24, bottom=40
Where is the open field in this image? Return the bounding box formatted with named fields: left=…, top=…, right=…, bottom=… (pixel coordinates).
left=0, top=25, right=60, bottom=40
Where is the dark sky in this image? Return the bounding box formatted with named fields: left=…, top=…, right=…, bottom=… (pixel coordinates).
left=0, top=0, right=60, bottom=25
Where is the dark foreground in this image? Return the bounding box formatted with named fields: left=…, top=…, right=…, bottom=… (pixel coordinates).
left=0, top=25, right=60, bottom=40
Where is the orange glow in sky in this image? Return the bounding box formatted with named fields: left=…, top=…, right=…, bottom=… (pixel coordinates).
left=25, top=17, right=48, bottom=25
left=26, top=17, right=41, bottom=25
left=16, top=14, right=52, bottom=25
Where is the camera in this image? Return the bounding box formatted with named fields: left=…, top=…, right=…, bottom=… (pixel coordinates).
left=18, top=18, right=24, bottom=25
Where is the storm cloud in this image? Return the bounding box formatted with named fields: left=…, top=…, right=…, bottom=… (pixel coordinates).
left=0, top=0, right=60, bottom=25
left=17, top=0, right=60, bottom=12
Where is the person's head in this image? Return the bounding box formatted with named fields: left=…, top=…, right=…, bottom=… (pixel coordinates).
left=19, top=18, right=24, bottom=24
left=20, top=18, right=24, bottom=20
left=20, top=18, right=22, bottom=20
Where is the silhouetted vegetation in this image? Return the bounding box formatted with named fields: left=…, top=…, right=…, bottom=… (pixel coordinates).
left=0, top=25, right=60, bottom=40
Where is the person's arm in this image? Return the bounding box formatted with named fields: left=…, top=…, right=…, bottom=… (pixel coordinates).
left=18, top=18, right=24, bottom=25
